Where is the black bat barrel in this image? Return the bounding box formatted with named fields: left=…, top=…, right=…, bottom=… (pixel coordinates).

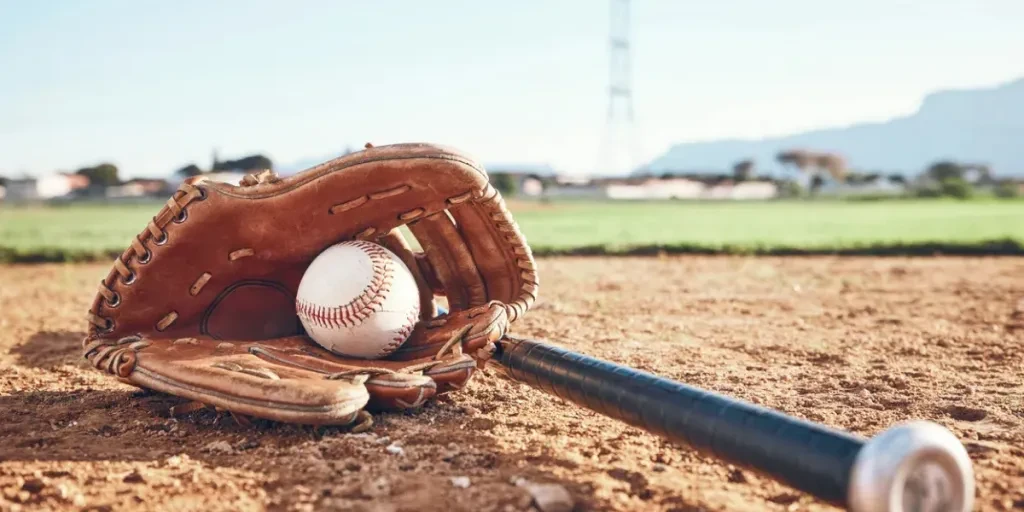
left=494, top=337, right=974, bottom=512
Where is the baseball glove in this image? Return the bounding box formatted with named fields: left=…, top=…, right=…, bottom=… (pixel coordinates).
left=82, top=143, right=538, bottom=429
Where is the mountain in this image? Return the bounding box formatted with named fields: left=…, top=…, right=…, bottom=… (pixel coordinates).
left=645, top=77, right=1024, bottom=177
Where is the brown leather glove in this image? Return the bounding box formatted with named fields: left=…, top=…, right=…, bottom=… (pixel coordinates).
left=82, top=143, right=538, bottom=428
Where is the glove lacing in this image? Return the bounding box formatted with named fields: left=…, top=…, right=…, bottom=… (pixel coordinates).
left=87, top=183, right=206, bottom=333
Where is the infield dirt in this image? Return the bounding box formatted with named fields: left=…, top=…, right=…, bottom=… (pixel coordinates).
left=1, top=256, right=1022, bottom=511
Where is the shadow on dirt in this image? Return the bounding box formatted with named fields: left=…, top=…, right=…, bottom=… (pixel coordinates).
left=0, top=388, right=331, bottom=463
left=0, top=389, right=674, bottom=510
left=10, top=330, right=87, bottom=369
left=3, top=330, right=706, bottom=510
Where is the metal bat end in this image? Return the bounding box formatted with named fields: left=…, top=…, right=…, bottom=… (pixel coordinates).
left=847, top=420, right=974, bottom=512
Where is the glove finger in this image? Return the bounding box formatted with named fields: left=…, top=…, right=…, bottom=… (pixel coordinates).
left=391, top=302, right=508, bottom=361
left=85, top=335, right=370, bottom=426
left=422, top=353, right=477, bottom=393
left=362, top=373, right=437, bottom=410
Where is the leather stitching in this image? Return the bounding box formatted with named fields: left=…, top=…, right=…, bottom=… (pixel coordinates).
left=86, top=182, right=205, bottom=337
left=329, top=183, right=413, bottom=216
left=474, top=183, right=538, bottom=322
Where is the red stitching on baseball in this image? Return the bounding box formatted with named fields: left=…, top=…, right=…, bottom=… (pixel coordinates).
left=369, top=302, right=421, bottom=358
left=296, top=241, right=396, bottom=330
left=389, top=306, right=420, bottom=346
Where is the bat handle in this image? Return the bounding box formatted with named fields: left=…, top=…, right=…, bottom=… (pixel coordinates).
left=493, top=337, right=974, bottom=512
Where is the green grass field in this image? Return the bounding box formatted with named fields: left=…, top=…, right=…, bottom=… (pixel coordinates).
left=1, top=199, right=1023, bottom=262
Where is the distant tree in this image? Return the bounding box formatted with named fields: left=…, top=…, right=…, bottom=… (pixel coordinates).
left=813, top=152, right=847, bottom=182
left=776, top=150, right=814, bottom=175
left=0, top=175, right=7, bottom=186
left=956, top=163, right=994, bottom=185
left=844, top=171, right=868, bottom=184
left=175, top=164, right=204, bottom=178
left=939, top=177, right=973, bottom=199
left=490, top=173, right=518, bottom=197
left=925, top=161, right=963, bottom=182
left=659, top=172, right=676, bottom=180
left=918, top=161, right=982, bottom=198
left=75, top=163, right=120, bottom=187
left=777, top=180, right=804, bottom=198
left=887, top=174, right=907, bottom=184
left=732, top=159, right=755, bottom=182
left=914, top=187, right=943, bottom=198
left=214, top=154, right=274, bottom=172
left=809, top=174, right=825, bottom=195
left=994, top=181, right=1020, bottom=199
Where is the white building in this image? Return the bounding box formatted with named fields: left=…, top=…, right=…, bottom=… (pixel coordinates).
left=554, top=177, right=779, bottom=201
left=3, top=174, right=89, bottom=201
left=606, top=178, right=706, bottom=200
left=709, top=181, right=779, bottom=200
left=819, top=176, right=907, bottom=197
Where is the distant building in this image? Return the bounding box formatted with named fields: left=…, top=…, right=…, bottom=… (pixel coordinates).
left=547, top=175, right=778, bottom=200
left=105, top=183, right=145, bottom=198
left=710, top=180, right=779, bottom=200
left=3, top=173, right=90, bottom=201
left=128, top=178, right=172, bottom=195
left=104, top=179, right=171, bottom=199
left=543, top=180, right=606, bottom=199
left=819, top=175, right=908, bottom=197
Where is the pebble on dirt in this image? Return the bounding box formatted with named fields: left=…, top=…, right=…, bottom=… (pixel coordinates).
left=201, top=440, right=235, bottom=455
left=514, top=479, right=574, bottom=512
left=526, top=483, right=574, bottom=512
left=3, top=258, right=1023, bottom=510
left=385, top=442, right=405, bottom=456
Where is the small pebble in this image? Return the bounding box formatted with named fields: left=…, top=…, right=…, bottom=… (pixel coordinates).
left=385, top=443, right=405, bottom=456
left=202, top=440, right=234, bottom=455
left=123, top=469, right=147, bottom=484
left=21, top=478, right=46, bottom=494
left=450, top=476, right=471, bottom=488
left=516, top=480, right=574, bottom=512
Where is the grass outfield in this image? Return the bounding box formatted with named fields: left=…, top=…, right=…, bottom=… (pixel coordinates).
left=1, top=199, right=1023, bottom=262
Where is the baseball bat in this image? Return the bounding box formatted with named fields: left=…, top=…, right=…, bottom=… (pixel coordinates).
left=491, top=336, right=974, bottom=512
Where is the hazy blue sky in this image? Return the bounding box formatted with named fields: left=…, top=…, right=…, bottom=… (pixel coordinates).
left=1, top=0, right=1022, bottom=178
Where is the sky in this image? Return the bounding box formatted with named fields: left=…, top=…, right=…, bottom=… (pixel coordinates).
left=1, top=0, right=1022, bottom=178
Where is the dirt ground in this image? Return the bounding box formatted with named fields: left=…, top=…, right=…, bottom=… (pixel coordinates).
left=1, top=256, right=1022, bottom=512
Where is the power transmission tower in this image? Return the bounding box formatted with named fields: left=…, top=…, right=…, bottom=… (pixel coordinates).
left=598, top=0, right=639, bottom=176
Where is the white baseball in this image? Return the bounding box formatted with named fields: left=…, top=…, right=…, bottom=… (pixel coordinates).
left=295, top=240, right=420, bottom=359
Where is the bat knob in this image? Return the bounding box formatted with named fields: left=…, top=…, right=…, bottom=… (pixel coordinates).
left=847, top=421, right=974, bottom=512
